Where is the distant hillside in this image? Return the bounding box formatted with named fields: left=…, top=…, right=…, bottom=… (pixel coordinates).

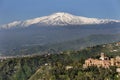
left=0, top=41, right=120, bottom=80
left=4, top=34, right=120, bottom=56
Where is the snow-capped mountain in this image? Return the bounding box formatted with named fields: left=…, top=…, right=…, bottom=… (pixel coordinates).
left=0, top=12, right=120, bottom=29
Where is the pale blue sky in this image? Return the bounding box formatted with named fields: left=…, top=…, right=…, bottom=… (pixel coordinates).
left=0, top=0, right=120, bottom=25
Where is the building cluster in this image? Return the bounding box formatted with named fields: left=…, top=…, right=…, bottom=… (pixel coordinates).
left=83, top=53, right=120, bottom=68
left=0, top=56, right=7, bottom=62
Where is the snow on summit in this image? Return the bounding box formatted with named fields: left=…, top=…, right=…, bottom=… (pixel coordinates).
left=0, top=12, right=120, bottom=29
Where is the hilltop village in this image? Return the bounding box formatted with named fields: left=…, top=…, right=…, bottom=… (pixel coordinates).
left=83, top=53, right=120, bottom=72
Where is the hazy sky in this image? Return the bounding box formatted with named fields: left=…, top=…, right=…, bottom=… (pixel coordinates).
left=0, top=0, right=120, bottom=25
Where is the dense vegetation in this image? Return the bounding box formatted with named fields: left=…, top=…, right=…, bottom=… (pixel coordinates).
left=0, top=41, right=120, bottom=80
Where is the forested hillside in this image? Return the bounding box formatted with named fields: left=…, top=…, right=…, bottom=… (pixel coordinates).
left=0, top=41, right=120, bottom=80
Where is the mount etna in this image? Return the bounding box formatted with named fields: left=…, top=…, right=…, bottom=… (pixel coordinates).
left=0, top=12, right=120, bottom=56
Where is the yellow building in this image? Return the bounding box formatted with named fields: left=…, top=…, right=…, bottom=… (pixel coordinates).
left=83, top=53, right=120, bottom=68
